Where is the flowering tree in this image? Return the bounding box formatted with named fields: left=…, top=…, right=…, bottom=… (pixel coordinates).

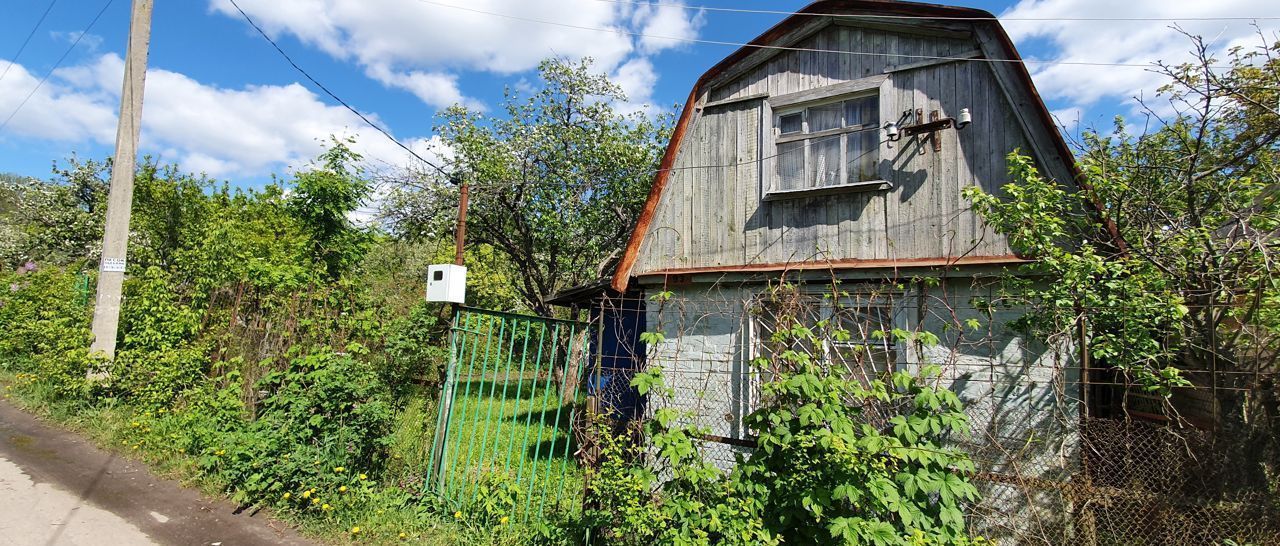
left=383, top=58, right=671, bottom=316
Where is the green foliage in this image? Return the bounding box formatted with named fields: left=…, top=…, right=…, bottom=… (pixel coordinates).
left=0, top=142, right=465, bottom=542
left=129, top=162, right=215, bottom=269
left=0, top=160, right=107, bottom=267
left=383, top=301, right=449, bottom=396
left=588, top=319, right=983, bottom=546
left=202, top=348, right=393, bottom=506
left=384, top=58, right=672, bottom=316
left=112, top=267, right=209, bottom=407
left=963, top=35, right=1280, bottom=404
left=741, top=361, right=977, bottom=545
left=0, top=265, right=100, bottom=398
left=287, top=138, right=372, bottom=279
left=964, top=154, right=1190, bottom=394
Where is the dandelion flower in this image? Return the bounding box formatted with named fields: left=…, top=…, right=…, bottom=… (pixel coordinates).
left=283, top=492, right=291, bottom=500
left=333, top=466, right=345, bottom=473
left=351, top=527, right=360, bottom=534
left=302, top=490, right=311, bottom=499
left=339, top=486, right=347, bottom=493
left=453, top=511, right=462, bottom=519
left=322, top=503, right=332, bottom=511
left=500, top=516, right=509, bottom=525
left=399, top=532, right=407, bottom=539
left=358, top=473, right=367, bottom=480
left=311, top=498, right=319, bottom=505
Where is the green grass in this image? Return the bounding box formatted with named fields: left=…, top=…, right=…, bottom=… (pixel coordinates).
left=432, top=371, right=585, bottom=521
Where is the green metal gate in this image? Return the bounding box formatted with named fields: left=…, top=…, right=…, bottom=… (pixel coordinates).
left=426, top=306, right=592, bottom=519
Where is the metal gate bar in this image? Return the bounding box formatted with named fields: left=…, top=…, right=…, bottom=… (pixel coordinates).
left=427, top=306, right=591, bottom=520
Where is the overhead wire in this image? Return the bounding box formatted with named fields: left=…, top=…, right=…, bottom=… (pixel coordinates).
left=0, top=0, right=61, bottom=84
left=588, top=0, right=1280, bottom=22
left=225, top=0, right=451, bottom=178
left=0, top=0, right=112, bottom=134
left=414, top=0, right=1238, bottom=69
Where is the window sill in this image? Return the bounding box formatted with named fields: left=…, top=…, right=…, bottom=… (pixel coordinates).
left=762, top=180, right=891, bottom=201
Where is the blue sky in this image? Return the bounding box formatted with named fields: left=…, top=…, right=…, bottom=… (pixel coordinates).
left=0, top=0, right=1275, bottom=185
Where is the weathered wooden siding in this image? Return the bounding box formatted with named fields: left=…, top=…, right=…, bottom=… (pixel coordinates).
left=632, top=21, right=1061, bottom=276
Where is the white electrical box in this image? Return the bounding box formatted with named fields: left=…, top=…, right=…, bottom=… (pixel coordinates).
left=426, top=264, right=467, bottom=303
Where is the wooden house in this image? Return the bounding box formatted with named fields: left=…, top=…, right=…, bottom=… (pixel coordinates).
left=560, top=2, right=1088, bottom=521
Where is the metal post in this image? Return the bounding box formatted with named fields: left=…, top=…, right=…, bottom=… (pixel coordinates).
left=427, top=306, right=464, bottom=491
left=90, top=0, right=154, bottom=365
left=454, top=180, right=468, bottom=266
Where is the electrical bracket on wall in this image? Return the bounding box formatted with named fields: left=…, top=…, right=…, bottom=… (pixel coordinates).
left=903, top=108, right=956, bottom=153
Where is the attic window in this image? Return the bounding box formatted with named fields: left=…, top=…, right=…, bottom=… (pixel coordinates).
left=769, top=93, right=883, bottom=197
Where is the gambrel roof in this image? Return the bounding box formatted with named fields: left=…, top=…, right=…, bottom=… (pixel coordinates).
left=610, top=0, right=1120, bottom=292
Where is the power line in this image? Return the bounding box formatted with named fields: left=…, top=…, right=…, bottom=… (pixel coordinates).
left=590, top=0, right=1280, bottom=22
left=414, top=0, right=1234, bottom=69
left=225, top=0, right=450, bottom=178
left=0, top=0, right=60, bottom=85
left=0, top=0, right=112, bottom=134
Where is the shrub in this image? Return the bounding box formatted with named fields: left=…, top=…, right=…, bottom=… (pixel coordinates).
left=0, top=265, right=100, bottom=398
left=586, top=317, right=984, bottom=546
left=113, top=267, right=209, bottom=408
left=383, top=301, right=449, bottom=398
left=739, top=363, right=979, bottom=545
left=200, top=348, right=394, bottom=507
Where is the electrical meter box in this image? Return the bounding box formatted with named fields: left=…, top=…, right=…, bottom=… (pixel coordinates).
left=426, top=264, right=467, bottom=303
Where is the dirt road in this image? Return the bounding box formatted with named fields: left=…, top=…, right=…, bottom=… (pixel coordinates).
left=0, top=399, right=313, bottom=545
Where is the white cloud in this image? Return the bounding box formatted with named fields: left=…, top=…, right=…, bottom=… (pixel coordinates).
left=50, top=31, right=105, bottom=52
left=364, top=64, right=483, bottom=111
left=611, top=57, right=659, bottom=115
left=0, top=59, right=118, bottom=143
left=207, top=0, right=705, bottom=110
left=1001, top=0, right=1279, bottom=114
left=631, top=1, right=706, bottom=54
left=211, top=0, right=636, bottom=71
left=0, top=54, right=438, bottom=178
left=209, top=0, right=636, bottom=83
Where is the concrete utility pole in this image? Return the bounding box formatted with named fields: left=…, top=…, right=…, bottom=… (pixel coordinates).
left=90, top=0, right=154, bottom=365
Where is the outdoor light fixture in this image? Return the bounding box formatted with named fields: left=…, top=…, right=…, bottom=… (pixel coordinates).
left=883, top=121, right=901, bottom=141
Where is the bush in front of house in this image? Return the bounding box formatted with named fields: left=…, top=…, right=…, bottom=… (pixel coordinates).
left=583, top=320, right=986, bottom=546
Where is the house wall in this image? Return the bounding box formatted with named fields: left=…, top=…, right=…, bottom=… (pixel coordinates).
left=640, top=275, right=1080, bottom=532
left=640, top=283, right=757, bottom=467
left=630, top=20, right=1071, bottom=276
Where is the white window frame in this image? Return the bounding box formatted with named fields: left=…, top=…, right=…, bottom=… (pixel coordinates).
left=761, top=75, right=893, bottom=201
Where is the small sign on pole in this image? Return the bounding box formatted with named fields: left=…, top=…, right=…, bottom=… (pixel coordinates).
left=101, top=257, right=127, bottom=273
